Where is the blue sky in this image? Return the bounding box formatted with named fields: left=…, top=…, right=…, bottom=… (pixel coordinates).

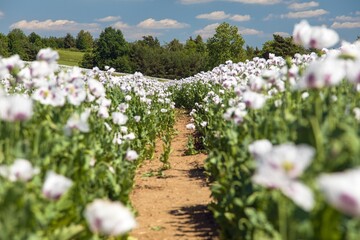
left=0, top=0, right=359, bottom=48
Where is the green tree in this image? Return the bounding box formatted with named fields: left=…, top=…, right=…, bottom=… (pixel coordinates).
left=245, top=45, right=255, bottom=60
left=43, top=36, right=64, bottom=49
left=194, top=35, right=207, bottom=54
left=207, top=22, right=246, bottom=68
left=7, top=28, right=30, bottom=60
left=0, top=33, right=9, bottom=57
left=185, top=37, right=197, bottom=52
left=166, top=39, right=183, bottom=52
left=64, top=33, right=76, bottom=49
left=139, top=35, right=161, bottom=48
left=76, top=30, right=93, bottom=51
left=28, top=32, right=44, bottom=58
left=93, top=27, right=131, bottom=72
left=80, top=52, right=95, bottom=69
left=261, top=34, right=310, bottom=59
left=129, top=38, right=164, bottom=76
left=184, top=36, right=209, bottom=74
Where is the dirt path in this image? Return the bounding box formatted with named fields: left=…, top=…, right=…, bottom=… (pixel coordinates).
left=130, top=110, right=218, bottom=240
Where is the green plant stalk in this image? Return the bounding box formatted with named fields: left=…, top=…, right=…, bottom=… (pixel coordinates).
left=278, top=192, right=288, bottom=240
left=310, top=91, right=325, bottom=173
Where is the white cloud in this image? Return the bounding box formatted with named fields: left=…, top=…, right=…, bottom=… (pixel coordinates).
left=137, top=18, right=189, bottom=29
left=334, top=15, right=360, bottom=22
left=239, top=27, right=263, bottom=35
left=110, top=21, right=163, bottom=40
left=273, top=31, right=290, bottom=37
left=331, top=22, right=360, bottom=29
left=194, top=23, right=220, bottom=39
left=230, top=14, right=251, bottom=22
left=96, top=16, right=121, bottom=22
left=179, top=0, right=214, bottom=4
left=196, top=11, right=251, bottom=22
left=123, top=28, right=162, bottom=40
left=288, top=1, right=319, bottom=10
left=196, top=11, right=231, bottom=20
left=10, top=19, right=100, bottom=33
left=226, top=0, right=281, bottom=5
left=281, top=9, right=328, bottom=19
left=263, top=13, right=278, bottom=21
left=111, top=21, right=130, bottom=29
left=0, top=11, right=4, bottom=19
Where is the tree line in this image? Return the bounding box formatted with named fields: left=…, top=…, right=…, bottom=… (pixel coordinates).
left=0, top=22, right=314, bottom=79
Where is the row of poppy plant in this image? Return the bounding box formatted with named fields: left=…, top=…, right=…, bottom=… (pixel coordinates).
left=0, top=49, right=175, bottom=239
left=171, top=20, right=360, bottom=239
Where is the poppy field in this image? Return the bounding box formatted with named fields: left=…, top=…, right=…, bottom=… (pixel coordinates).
left=1, top=20, right=360, bottom=239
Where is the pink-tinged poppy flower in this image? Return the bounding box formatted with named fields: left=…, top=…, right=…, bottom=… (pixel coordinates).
left=0, top=94, right=33, bottom=121
left=125, top=149, right=139, bottom=161
left=84, top=199, right=136, bottom=236
left=0, top=159, right=39, bottom=182
left=42, top=171, right=73, bottom=200
left=251, top=142, right=315, bottom=211
left=64, top=109, right=91, bottom=135
left=293, top=20, right=339, bottom=49
left=186, top=123, right=195, bottom=130
left=88, top=79, right=105, bottom=98
left=248, top=139, right=273, bottom=159
left=64, top=80, right=87, bottom=106
left=281, top=181, right=315, bottom=211
left=346, top=60, right=360, bottom=84
left=36, top=48, right=59, bottom=63
left=317, top=168, right=360, bottom=216
left=298, top=58, right=346, bottom=89
left=242, top=91, right=267, bottom=110
left=223, top=106, right=247, bottom=124
left=0, top=54, right=24, bottom=77
left=32, top=78, right=66, bottom=107
left=112, top=112, right=128, bottom=125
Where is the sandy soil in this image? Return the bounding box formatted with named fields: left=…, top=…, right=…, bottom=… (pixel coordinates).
left=130, top=110, right=218, bottom=240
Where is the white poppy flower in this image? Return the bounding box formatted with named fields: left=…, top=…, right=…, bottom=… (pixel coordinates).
left=84, top=199, right=136, bottom=236
left=37, top=48, right=59, bottom=63
left=186, top=123, right=195, bottom=130
left=317, top=168, right=360, bottom=216
left=0, top=94, right=33, bottom=121
left=293, top=20, right=339, bottom=49
left=42, top=171, right=73, bottom=200
left=64, top=109, right=91, bottom=135
left=0, top=159, right=39, bottom=182
left=88, top=79, right=106, bottom=98
left=126, top=150, right=139, bottom=161
left=112, top=112, right=128, bottom=125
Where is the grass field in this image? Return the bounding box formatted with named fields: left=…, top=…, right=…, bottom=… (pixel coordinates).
left=57, top=49, right=85, bottom=66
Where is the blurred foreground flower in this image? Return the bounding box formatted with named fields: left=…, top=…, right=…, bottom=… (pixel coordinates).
left=297, top=58, right=345, bottom=89
left=42, top=171, right=73, bottom=200
left=318, top=168, right=360, bottom=216
left=0, top=159, right=39, bottom=182
left=0, top=94, right=33, bottom=121
left=251, top=142, right=315, bottom=211
left=125, top=149, right=139, bottom=161
left=88, top=79, right=106, bottom=98
left=293, top=20, right=339, bottom=49
left=112, top=112, right=128, bottom=125
left=248, top=139, right=272, bottom=159
left=37, top=48, right=59, bottom=63
left=84, top=199, right=136, bottom=236
left=186, top=123, right=195, bottom=130
left=64, top=109, right=91, bottom=135
left=243, top=91, right=267, bottom=109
